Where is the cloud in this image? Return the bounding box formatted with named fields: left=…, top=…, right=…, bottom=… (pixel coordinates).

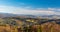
left=48, top=8, right=56, bottom=11
left=0, top=5, right=60, bottom=15
left=48, top=8, right=60, bottom=15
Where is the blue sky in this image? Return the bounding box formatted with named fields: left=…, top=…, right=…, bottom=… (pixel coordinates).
left=0, top=0, right=48, bottom=8
left=0, top=0, right=60, bottom=15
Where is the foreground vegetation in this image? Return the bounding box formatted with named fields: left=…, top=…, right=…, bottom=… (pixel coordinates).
left=0, top=17, right=60, bottom=32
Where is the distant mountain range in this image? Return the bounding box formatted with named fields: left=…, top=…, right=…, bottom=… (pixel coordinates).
left=0, top=13, right=60, bottom=19
left=0, top=13, right=38, bottom=18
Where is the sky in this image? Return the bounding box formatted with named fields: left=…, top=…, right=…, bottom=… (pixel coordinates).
left=0, top=0, right=60, bottom=15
